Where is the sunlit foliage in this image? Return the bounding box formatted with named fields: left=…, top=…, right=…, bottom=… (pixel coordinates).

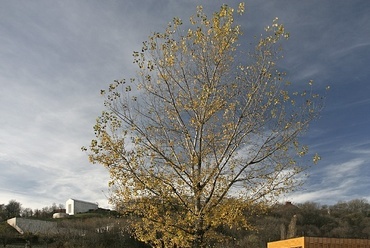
left=85, top=3, right=325, bottom=247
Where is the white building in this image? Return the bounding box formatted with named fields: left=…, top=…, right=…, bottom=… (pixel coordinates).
left=66, top=198, right=98, bottom=215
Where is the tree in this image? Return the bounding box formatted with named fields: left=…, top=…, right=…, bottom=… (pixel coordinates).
left=0, top=205, right=5, bottom=222
left=21, top=208, right=33, bottom=218
left=5, top=200, right=21, bottom=219
left=85, top=3, right=325, bottom=247
left=0, top=221, right=19, bottom=247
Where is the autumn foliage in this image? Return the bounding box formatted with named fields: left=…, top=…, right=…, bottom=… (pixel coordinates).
left=86, top=3, right=324, bottom=247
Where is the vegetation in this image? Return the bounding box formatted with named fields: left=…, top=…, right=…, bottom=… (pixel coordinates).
left=0, top=200, right=22, bottom=221
left=0, top=200, right=148, bottom=247
left=85, top=2, right=325, bottom=247
left=238, top=199, right=370, bottom=247
left=0, top=221, right=21, bottom=247
left=1, top=199, right=370, bottom=247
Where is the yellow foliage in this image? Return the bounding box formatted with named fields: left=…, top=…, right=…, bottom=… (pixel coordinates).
left=85, top=2, right=326, bottom=247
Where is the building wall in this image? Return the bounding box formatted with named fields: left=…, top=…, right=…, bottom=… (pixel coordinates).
left=304, top=237, right=370, bottom=248
left=267, top=237, right=370, bottom=248
left=66, top=198, right=74, bottom=215
left=7, top=217, right=57, bottom=235
left=66, top=199, right=98, bottom=215
left=268, top=237, right=304, bottom=248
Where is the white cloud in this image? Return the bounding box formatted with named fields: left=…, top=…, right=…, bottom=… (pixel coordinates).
left=325, top=159, right=364, bottom=179
left=286, top=157, right=369, bottom=205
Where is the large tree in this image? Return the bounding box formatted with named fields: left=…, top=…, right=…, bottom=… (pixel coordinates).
left=86, top=3, right=325, bottom=247
left=5, top=200, right=21, bottom=219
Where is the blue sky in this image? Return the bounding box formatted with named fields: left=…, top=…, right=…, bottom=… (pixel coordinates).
left=0, top=0, right=369, bottom=210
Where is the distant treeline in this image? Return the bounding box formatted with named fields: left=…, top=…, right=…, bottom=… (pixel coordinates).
left=231, top=199, right=370, bottom=247
left=1, top=198, right=370, bottom=247
left=0, top=200, right=64, bottom=221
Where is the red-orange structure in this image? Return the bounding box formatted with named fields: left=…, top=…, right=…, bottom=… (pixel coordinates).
left=267, top=236, right=370, bottom=248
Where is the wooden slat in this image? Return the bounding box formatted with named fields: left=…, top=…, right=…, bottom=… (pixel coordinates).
left=267, top=236, right=370, bottom=248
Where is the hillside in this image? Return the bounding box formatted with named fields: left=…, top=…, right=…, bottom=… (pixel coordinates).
left=1, top=199, right=370, bottom=247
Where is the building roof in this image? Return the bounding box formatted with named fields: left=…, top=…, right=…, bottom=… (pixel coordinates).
left=67, top=198, right=98, bottom=206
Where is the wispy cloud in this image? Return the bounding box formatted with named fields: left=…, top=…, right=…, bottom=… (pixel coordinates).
left=287, top=155, right=369, bottom=205
left=325, top=159, right=364, bottom=180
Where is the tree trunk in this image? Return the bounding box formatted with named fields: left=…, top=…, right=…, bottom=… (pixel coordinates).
left=192, top=222, right=205, bottom=248
left=193, top=184, right=205, bottom=248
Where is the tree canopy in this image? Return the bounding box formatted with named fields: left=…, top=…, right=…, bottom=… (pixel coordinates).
left=85, top=3, right=325, bottom=247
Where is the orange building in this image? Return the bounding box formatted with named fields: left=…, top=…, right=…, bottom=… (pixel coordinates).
left=267, top=236, right=370, bottom=248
